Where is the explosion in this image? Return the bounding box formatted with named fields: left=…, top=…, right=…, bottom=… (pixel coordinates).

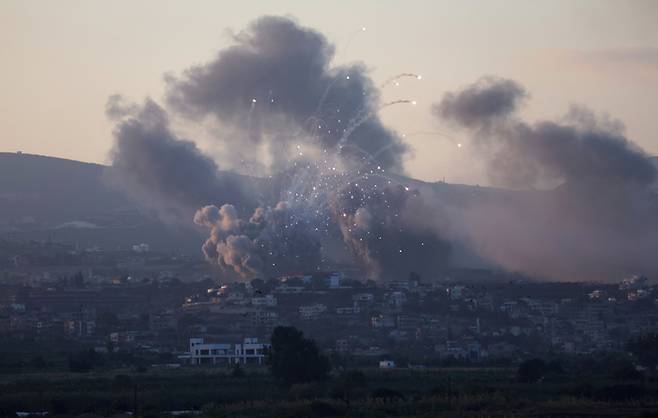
left=105, top=17, right=658, bottom=282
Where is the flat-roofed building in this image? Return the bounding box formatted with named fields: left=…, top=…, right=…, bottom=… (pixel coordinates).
left=188, top=337, right=270, bottom=365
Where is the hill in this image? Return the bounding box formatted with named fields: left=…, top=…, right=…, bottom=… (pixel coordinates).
left=0, top=152, right=203, bottom=254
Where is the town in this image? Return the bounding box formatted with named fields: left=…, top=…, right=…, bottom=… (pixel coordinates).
left=2, top=239, right=656, bottom=372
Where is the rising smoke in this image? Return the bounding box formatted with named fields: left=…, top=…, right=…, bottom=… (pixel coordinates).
left=331, top=183, right=452, bottom=280
left=104, top=15, right=445, bottom=281
left=165, top=15, right=408, bottom=173
left=106, top=97, right=252, bottom=221
left=434, top=77, right=658, bottom=280
left=104, top=16, right=657, bottom=283
left=194, top=201, right=322, bottom=279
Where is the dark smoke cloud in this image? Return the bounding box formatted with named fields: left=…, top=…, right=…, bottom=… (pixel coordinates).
left=331, top=183, right=451, bottom=280
left=435, top=77, right=527, bottom=128
left=106, top=97, right=252, bottom=220
left=103, top=16, right=428, bottom=281
left=434, top=78, right=656, bottom=189
left=434, top=77, right=658, bottom=280
left=166, top=15, right=408, bottom=172
left=105, top=94, right=139, bottom=121
left=194, top=201, right=322, bottom=279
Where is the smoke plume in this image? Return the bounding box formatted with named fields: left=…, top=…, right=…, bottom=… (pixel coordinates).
left=436, top=77, right=527, bottom=129
left=434, top=77, right=658, bottom=280
left=194, top=201, right=322, bottom=279
left=165, top=15, right=408, bottom=172
left=103, top=16, right=657, bottom=283
left=106, top=98, right=252, bottom=221
left=331, top=183, right=452, bottom=280
left=104, top=16, right=438, bottom=281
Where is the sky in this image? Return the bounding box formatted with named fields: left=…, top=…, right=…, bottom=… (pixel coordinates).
left=1, top=0, right=657, bottom=185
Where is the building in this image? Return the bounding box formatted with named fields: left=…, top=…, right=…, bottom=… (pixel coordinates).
left=253, top=310, right=279, bottom=328
left=299, top=303, right=327, bottom=320
left=251, top=294, right=277, bottom=307
left=336, top=303, right=360, bottom=315
left=371, top=314, right=395, bottom=329
left=325, top=272, right=342, bottom=289
left=379, top=360, right=396, bottom=369
left=149, top=311, right=177, bottom=332
left=188, top=337, right=270, bottom=365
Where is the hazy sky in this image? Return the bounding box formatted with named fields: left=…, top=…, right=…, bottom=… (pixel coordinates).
left=2, top=0, right=657, bottom=184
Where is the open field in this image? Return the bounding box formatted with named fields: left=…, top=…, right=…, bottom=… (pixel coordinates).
left=1, top=366, right=657, bottom=417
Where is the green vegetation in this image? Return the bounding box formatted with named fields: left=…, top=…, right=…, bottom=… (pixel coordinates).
left=1, top=365, right=657, bottom=417
left=269, top=326, right=331, bottom=385
left=2, top=329, right=658, bottom=416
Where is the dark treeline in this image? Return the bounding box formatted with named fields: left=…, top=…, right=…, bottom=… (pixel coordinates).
left=1, top=328, right=658, bottom=417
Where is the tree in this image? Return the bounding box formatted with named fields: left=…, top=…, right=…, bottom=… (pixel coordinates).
left=231, top=363, right=245, bottom=378
left=331, top=370, right=367, bottom=404
left=517, top=358, right=546, bottom=383
left=68, top=348, right=104, bottom=372
left=30, top=355, right=47, bottom=370
left=269, top=326, right=331, bottom=385
left=627, top=333, right=658, bottom=368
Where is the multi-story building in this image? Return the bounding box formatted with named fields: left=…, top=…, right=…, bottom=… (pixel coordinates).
left=251, top=294, right=277, bottom=307
left=299, top=303, right=327, bottom=320
left=188, top=337, right=270, bottom=365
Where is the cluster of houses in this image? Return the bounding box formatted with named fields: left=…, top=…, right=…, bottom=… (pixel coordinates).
left=2, top=265, right=657, bottom=366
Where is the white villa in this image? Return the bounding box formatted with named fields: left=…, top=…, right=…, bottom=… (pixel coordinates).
left=188, top=337, right=270, bottom=365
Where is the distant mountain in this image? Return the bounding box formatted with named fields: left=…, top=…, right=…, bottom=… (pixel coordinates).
left=0, top=152, right=130, bottom=223
left=0, top=152, right=203, bottom=254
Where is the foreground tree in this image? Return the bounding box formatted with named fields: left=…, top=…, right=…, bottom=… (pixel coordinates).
left=331, top=370, right=367, bottom=404
left=269, top=326, right=331, bottom=385
left=627, top=333, right=658, bottom=369
left=517, top=358, right=546, bottom=383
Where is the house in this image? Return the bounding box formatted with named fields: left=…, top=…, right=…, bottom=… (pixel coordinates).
left=352, top=293, right=374, bottom=303
left=371, top=314, right=395, bottom=329
left=149, top=311, right=177, bottom=332
left=299, top=303, right=327, bottom=320
left=253, top=310, right=278, bottom=328
left=188, top=337, right=270, bottom=365
left=436, top=339, right=483, bottom=360
left=325, top=272, right=342, bottom=288
left=336, top=303, right=360, bottom=315
left=379, top=360, right=396, bottom=369
left=251, top=294, right=277, bottom=307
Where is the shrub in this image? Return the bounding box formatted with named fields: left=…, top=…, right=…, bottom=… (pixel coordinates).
left=517, top=358, right=546, bottom=383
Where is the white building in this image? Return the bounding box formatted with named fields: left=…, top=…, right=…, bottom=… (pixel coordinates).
left=188, top=337, right=270, bottom=365
left=352, top=293, right=374, bottom=303
left=379, top=360, right=396, bottom=369
left=326, top=272, right=342, bottom=289
left=299, top=303, right=327, bottom=320
left=251, top=294, right=277, bottom=307
left=336, top=304, right=360, bottom=315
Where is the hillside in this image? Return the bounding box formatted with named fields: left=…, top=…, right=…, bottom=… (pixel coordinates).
left=0, top=152, right=203, bottom=254
left=0, top=152, right=129, bottom=223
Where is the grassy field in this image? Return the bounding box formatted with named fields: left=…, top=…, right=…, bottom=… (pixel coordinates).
left=1, top=366, right=657, bottom=417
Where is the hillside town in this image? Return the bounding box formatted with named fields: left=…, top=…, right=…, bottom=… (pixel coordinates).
left=1, top=239, right=657, bottom=370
